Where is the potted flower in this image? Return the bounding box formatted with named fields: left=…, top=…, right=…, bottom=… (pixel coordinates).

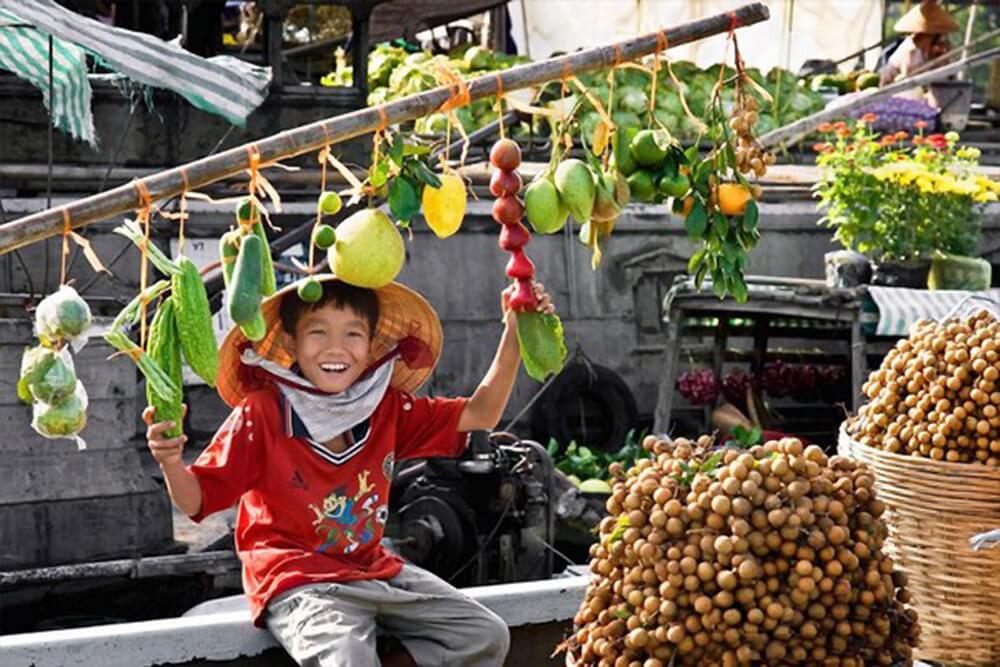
left=814, top=115, right=999, bottom=288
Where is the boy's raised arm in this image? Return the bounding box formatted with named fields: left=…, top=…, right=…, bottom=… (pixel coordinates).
left=458, top=284, right=554, bottom=432
left=144, top=405, right=203, bottom=517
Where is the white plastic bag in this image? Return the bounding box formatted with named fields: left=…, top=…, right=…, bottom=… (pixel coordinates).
left=31, top=380, right=89, bottom=450
left=34, top=285, right=93, bottom=351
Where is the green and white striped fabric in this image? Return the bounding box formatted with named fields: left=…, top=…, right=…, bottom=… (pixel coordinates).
left=868, top=286, right=1000, bottom=336
left=0, top=7, right=95, bottom=146
left=0, top=0, right=270, bottom=127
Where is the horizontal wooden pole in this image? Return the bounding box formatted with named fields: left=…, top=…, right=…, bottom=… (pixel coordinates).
left=0, top=3, right=769, bottom=255
left=759, top=46, right=1000, bottom=149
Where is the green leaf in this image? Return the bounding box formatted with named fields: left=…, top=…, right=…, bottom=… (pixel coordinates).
left=613, top=609, right=631, bottom=620
left=701, top=451, right=724, bottom=473
left=714, top=210, right=730, bottom=238
left=405, top=158, right=443, bottom=189
left=387, top=134, right=405, bottom=166
left=730, top=273, right=748, bottom=303
left=388, top=176, right=420, bottom=222
left=685, top=200, right=708, bottom=240
left=712, top=275, right=728, bottom=299
left=516, top=312, right=569, bottom=383
left=687, top=248, right=707, bottom=275
left=744, top=200, right=759, bottom=232
left=370, top=161, right=390, bottom=188
left=684, top=144, right=699, bottom=164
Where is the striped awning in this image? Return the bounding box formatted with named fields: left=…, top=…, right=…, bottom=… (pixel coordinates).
left=0, top=0, right=270, bottom=130
left=0, top=8, right=96, bottom=146
left=867, top=286, right=1000, bottom=336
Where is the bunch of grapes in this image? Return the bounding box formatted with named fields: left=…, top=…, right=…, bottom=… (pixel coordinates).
left=721, top=370, right=758, bottom=410
left=760, top=361, right=798, bottom=399
left=676, top=369, right=720, bottom=406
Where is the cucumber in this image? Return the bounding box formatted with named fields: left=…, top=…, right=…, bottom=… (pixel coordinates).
left=220, top=229, right=241, bottom=287
left=251, top=221, right=277, bottom=296
left=229, top=234, right=264, bottom=325
left=239, top=311, right=267, bottom=342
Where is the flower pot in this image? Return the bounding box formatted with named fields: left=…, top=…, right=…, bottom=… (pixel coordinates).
left=870, top=259, right=931, bottom=288
left=825, top=250, right=872, bottom=288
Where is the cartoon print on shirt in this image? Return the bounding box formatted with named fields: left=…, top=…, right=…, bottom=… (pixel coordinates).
left=310, top=471, right=382, bottom=554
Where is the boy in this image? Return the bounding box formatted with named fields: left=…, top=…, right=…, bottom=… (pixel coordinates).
left=145, top=275, right=554, bottom=667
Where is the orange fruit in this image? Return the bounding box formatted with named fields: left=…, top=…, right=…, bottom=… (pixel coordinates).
left=718, top=183, right=753, bottom=217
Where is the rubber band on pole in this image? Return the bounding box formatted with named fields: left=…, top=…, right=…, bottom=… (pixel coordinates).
left=60, top=208, right=71, bottom=286
left=561, top=59, right=571, bottom=94
left=650, top=31, right=669, bottom=118
left=376, top=107, right=389, bottom=132
left=728, top=10, right=740, bottom=34
left=439, top=79, right=471, bottom=113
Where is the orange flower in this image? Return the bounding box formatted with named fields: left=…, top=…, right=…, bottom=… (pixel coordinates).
left=912, top=135, right=924, bottom=146
left=833, top=121, right=848, bottom=131
left=861, top=112, right=878, bottom=123
left=894, top=131, right=909, bottom=141
left=880, top=135, right=896, bottom=146
left=818, top=122, right=834, bottom=133
left=836, top=128, right=852, bottom=138
left=812, top=143, right=826, bottom=152
left=914, top=120, right=928, bottom=130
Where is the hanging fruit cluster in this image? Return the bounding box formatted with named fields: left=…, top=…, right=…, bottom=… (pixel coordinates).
left=490, top=138, right=567, bottom=381
left=559, top=435, right=920, bottom=666
left=18, top=285, right=93, bottom=445
left=730, top=96, right=774, bottom=180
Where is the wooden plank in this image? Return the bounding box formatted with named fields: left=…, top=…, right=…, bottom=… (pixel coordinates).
left=0, top=448, right=161, bottom=503
left=0, top=491, right=173, bottom=570
left=0, top=3, right=770, bottom=254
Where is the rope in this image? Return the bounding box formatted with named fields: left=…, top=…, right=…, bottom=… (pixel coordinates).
left=649, top=31, right=669, bottom=120
left=311, top=146, right=330, bottom=272
left=59, top=208, right=71, bottom=286
left=132, top=179, right=153, bottom=349
left=494, top=73, right=506, bottom=141
left=178, top=168, right=189, bottom=256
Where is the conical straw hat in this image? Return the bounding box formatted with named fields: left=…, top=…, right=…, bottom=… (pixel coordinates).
left=894, top=0, right=960, bottom=34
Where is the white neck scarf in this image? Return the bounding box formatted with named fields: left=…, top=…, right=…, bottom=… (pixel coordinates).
left=240, top=348, right=395, bottom=443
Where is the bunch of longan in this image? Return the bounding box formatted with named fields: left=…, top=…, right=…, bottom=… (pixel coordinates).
left=561, top=435, right=919, bottom=667
left=854, top=312, right=1000, bottom=466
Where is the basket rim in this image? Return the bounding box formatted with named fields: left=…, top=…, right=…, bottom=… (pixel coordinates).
left=839, top=423, right=1000, bottom=481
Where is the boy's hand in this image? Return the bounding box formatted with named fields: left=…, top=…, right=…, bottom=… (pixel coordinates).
left=142, top=404, right=188, bottom=467
left=501, top=282, right=556, bottom=326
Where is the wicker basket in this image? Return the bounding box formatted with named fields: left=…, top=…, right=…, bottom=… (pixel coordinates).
left=838, top=426, right=1000, bottom=666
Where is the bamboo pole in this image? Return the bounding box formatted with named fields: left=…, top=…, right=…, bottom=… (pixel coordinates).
left=0, top=3, right=770, bottom=256
left=759, top=46, right=1000, bottom=149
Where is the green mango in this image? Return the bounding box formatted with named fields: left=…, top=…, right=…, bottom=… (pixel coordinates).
left=554, top=159, right=596, bottom=223
left=524, top=176, right=569, bottom=234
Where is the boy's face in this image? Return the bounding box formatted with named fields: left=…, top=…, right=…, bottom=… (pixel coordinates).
left=286, top=303, right=373, bottom=394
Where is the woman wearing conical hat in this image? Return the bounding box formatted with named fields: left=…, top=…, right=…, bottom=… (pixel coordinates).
left=880, top=0, right=960, bottom=86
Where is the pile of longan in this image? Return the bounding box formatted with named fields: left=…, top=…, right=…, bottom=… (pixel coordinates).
left=853, top=311, right=1000, bottom=466
left=561, top=435, right=919, bottom=667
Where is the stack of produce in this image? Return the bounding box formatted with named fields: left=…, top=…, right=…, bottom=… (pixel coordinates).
left=560, top=435, right=920, bottom=666
left=18, top=285, right=92, bottom=444
left=571, top=63, right=824, bottom=144
left=324, top=45, right=824, bottom=141
left=850, top=310, right=1000, bottom=466
left=808, top=70, right=880, bottom=95
left=489, top=138, right=568, bottom=381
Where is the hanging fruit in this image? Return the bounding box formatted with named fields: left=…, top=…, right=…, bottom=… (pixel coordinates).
left=489, top=138, right=567, bottom=382
left=421, top=172, right=468, bottom=239
left=328, top=208, right=405, bottom=288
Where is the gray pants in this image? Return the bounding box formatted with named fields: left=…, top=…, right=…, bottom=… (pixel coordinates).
left=265, top=563, right=510, bottom=667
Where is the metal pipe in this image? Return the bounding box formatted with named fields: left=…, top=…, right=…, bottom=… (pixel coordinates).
left=0, top=3, right=771, bottom=255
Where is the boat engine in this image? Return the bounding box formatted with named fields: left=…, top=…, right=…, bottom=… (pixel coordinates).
left=386, top=431, right=556, bottom=587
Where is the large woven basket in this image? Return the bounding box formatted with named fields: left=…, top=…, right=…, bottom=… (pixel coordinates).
left=838, top=426, right=1000, bottom=666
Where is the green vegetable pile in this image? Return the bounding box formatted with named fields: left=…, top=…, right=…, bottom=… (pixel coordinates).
left=548, top=62, right=824, bottom=144
left=323, top=43, right=530, bottom=134
left=547, top=430, right=652, bottom=491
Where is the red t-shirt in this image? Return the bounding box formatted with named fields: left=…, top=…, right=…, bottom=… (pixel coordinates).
left=187, top=384, right=469, bottom=626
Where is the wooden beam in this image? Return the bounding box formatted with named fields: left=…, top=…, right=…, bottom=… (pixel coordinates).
left=760, top=46, right=1000, bottom=149
left=0, top=3, right=770, bottom=256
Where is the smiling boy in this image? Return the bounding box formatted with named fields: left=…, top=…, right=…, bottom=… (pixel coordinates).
left=145, top=275, right=553, bottom=667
